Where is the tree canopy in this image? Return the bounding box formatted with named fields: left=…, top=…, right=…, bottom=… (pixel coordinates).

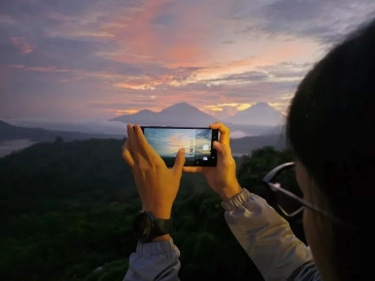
left=0, top=139, right=304, bottom=281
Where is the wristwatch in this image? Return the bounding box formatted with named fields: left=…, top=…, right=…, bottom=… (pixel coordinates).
left=131, top=211, right=172, bottom=243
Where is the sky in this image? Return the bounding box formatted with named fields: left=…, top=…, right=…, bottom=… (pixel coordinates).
left=1, top=0, right=375, bottom=122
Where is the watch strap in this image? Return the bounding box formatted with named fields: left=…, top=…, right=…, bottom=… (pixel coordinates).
left=152, top=218, right=172, bottom=237
left=133, top=211, right=173, bottom=243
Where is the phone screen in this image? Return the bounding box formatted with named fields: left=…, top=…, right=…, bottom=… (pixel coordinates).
left=141, top=127, right=218, bottom=167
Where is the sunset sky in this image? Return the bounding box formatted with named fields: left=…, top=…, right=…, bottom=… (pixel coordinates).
left=1, top=0, right=374, bottom=121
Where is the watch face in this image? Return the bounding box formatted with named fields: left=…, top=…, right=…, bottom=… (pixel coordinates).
left=133, top=213, right=152, bottom=242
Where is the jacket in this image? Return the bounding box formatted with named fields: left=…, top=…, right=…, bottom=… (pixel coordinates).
left=123, top=188, right=321, bottom=281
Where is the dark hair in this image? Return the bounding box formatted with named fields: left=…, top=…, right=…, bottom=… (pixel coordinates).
left=287, top=19, right=375, bottom=280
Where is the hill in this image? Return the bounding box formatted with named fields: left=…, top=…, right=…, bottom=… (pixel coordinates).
left=0, top=120, right=123, bottom=142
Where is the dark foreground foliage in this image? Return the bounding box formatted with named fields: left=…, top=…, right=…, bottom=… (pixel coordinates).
left=0, top=139, right=303, bottom=281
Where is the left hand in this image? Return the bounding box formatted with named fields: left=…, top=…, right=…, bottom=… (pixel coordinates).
left=122, top=124, right=186, bottom=219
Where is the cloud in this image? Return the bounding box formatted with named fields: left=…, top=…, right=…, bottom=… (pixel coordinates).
left=11, top=37, right=34, bottom=53
left=88, top=102, right=153, bottom=110
left=1, top=0, right=374, bottom=121
left=232, top=0, right=375, bottom=45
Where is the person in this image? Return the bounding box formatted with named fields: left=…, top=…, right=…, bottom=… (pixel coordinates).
left=121, top=18, right=372, bottom=281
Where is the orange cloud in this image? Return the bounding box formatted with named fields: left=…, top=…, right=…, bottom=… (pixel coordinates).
left=202, top=103, right=254, bottom=118
left=115, top=109, right=139, bottom=116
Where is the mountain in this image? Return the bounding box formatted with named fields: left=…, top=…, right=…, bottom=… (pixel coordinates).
left=110, top=102, right=280, bottom=135
left=0, top=120, right=123, bottom=142
left=111, top=102, right=219, bottom=126
left=225, top=103, right=286, bottom=126
left=111, top=109, right=157, bottom=123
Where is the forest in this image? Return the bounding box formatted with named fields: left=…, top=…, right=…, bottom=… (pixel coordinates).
left=0, top=137, right=305, bottom=281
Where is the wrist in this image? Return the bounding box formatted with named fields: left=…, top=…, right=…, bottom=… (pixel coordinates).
left=219, top=185, right=243, bottom=201
left=152, top=234, right=171, bottom=242
left=142, top=206, right=172, bottom=219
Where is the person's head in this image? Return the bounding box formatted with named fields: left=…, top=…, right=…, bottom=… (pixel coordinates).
left=287, top=19, right=374, bottom=281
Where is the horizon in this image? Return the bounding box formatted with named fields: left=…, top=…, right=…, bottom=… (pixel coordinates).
left=1, top=0, right=374, bottom=122
left=2, top=101, right=284, bottom=124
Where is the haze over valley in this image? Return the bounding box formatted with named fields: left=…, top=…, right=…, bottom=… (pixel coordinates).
left=0, top=102, right=286, bottom=157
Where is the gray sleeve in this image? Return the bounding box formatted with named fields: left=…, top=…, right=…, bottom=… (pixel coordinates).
left=222, top=188, right=322, bottom=281
left=288, top=261, right=321, bottom=281
left=123, top=238, right=180, bottom=281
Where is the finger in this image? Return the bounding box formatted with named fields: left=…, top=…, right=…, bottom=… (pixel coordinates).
left=209, top=122, right=230, bottom=145
left=173, top=148, right=186, bottom=174
left=122, top=140, right=135, bottom=167
left=214, top=141, right=235, bottom=167
left=183, top=166, right=204, bottom=173
left=213, top=141, right=231, bottom=154
left=126, top=124, right=137, bottom=148
left=133, top=124, right=148, bottom=147
left=133, top=124, right=160, bottom=160
left=127, top=124, right=142, bottom=162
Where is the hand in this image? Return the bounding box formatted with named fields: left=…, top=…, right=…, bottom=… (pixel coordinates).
left=183, top=122, right=242, bottom=201
left=122, top=124, right=186, bottom=219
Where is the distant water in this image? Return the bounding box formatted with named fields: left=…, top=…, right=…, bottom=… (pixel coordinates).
left=0, top=139, right=37, bottom=158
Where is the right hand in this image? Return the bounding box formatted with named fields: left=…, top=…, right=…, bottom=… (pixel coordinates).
left=122, top=124, right=186, bottom=219
left=183, top=122, right=242, bottom=201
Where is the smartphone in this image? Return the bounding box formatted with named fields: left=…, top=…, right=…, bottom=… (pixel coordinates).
left=140, top=126, right=218, bottom=167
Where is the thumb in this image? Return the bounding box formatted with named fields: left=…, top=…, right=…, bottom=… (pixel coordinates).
left=173, top=148, right=186, bottom=173
left=213, top=141, right=226, bottom=154
left=213, top=141, right=231, bottom=158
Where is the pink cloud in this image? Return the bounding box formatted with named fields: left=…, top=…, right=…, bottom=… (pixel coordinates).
left=10, top=65, right=25, bottom=69
left=6, top=0, right=356, bottom=120
left=11, top=37, right=34, bottom=54
left=27, top=66, right=70, bottom=73
left=99, top=0, right=217, bottom=68
left=10, top=65, right=71, bottom=73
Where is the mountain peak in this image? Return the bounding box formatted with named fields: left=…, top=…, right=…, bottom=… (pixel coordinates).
left=162, top=102, right=197, bottom=112
left=110, top=109, right=156, bottom=121
left=177, top=101, right=191, bottom=106
left=109, top=102, right=218, bottom=126
left=138, top=109, right=155, bottom=114
left=225, top=102, right=285, bottom=126
left=251, top=102, right=271, bottom=108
